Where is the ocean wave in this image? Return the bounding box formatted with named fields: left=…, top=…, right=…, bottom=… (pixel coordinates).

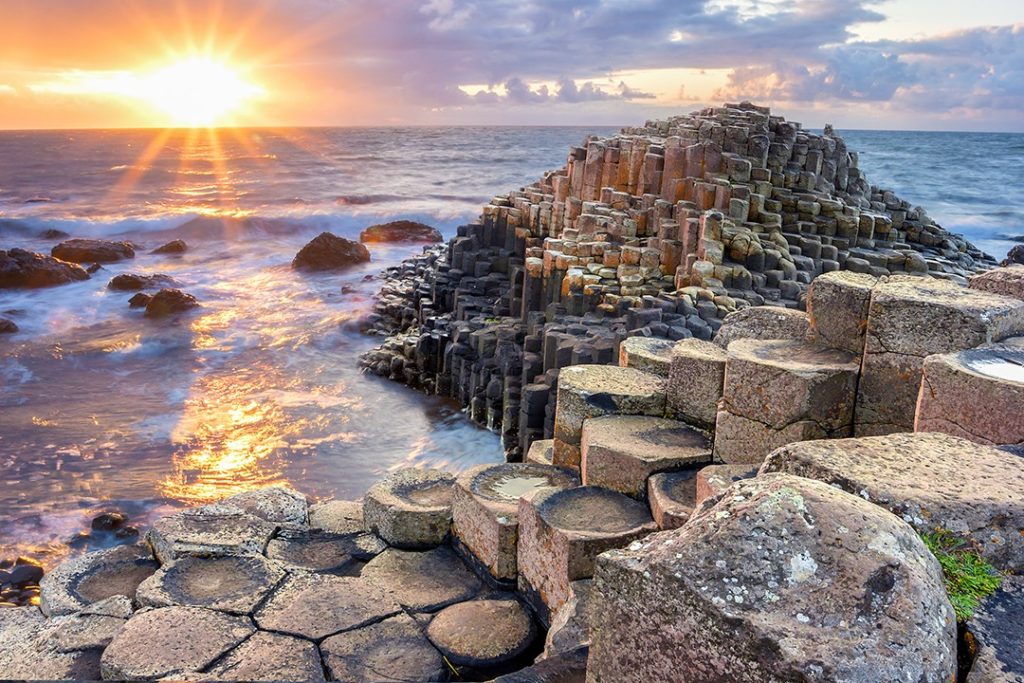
left=335, top=194, right=404, bottom=206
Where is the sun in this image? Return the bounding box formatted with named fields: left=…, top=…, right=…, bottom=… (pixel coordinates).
left=138, top=57, right=263, bottom=127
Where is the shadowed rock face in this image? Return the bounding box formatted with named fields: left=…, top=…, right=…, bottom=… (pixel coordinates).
left=967, top=576, right=1024, bottom=683
left=51, top=239, right=135, bottom=264
left=292, top=232, right=370, bottom=271
left=359, top=220, right=443, bottom=244
left=0, top=248, right=90, bottom=288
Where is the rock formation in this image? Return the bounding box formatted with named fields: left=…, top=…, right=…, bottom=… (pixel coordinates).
left=292, top=232, right=370, bottom=271
left=0, top=248, right=90, bottom=288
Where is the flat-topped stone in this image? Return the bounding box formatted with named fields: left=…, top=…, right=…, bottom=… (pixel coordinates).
left=254, top=572, right=401, bottom=641
left=0, top=607, right=104, bottom=680
left=694, top=463, right=758, bottom=508
left=265, top=528, right=384, bottom=573
left=715, top=339, right=860, bottom=464
left=361, top=546, right=482, bottom=612
left=427, top=598, right=537, bottom=671
left=969, top=265, right=1024, bottom=300
left=967, top=576, right=1024, bottom=683
left=204, top=631, right=326, bottom=682
left=857, top=275, right=1024, bottom=435
left=581, top=415, right=711, bottom=499
left=807, top=270, right=877, bottom=354
left=452, top=462, right=579, bottom=583
left=554, top=364, right=666, bottom=469
left=308, top=498, right=364, bottom=535
left=713, top=306, right=810, bottom=348
left=363, top=467, right=455, bottom=549
left=666, top=338, right=727, bottom=429
left=40, top=609, right=127, bottom=653
left=916, top=345, right=1024, bottom=446
left=146, top=503, right=278, bottom=564
left=100, top=606, right=254, bottom=680
left=220, top=486, right=307, bottom=526
left=761, top=432, right=1024, bottom=572
left=321, top=613, right=447, bottom=683
left=135, top=555, right=285, bottom=614
left=618, top=336, right=674, bottom=377
left=517, top=486, right=657, bottom=623
left=525, top=439, right=554, bottom=465
left=40, top=543, right=158, bottom=617
left=587, top=474, right=956, bottom=682
left=647, top=469, right=701, bottom=529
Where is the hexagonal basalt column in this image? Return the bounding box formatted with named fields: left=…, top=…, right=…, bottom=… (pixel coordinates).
left=806, top=271, right=876, bottom=354
left=146, top=504, right=278, bottom=565
left=517, top=486, right=657, bottom=623
left=554, top=365, right=666, bottom=469
left=204, top=631, right=326, bottom=682
left=363, top=467, right=456, bottom=549
left=265, top=528, right=385, bottom=573
left=618, top=336, right=675, bottom=377
left=856, top=276, right=1024, bottom=436
left=40, top=544, right=158, bottom=617
left=581, top=415, right=711, bottom=499
left=220, top=486, right=308, bottom=527
left=321, top=613, right=447, bottom=683
left=666, top=338, right=727, bottom=430
left=915, top=345, right=1024, bottom=446
left=714, top=339, right=860, bottom=464
left=135, top=555, right=285, bottom=614
left=426, top=599, right=537, bottom=674
left=360, top=546, right=482, bottom=612
left=647, top=469, right=701, bottom=529
left=451, top=463, right=579, bottom=584
left=526, top=439, right=554, bottom=465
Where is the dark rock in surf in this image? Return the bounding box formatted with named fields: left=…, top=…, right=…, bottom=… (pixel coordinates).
left=359, top=220, right=443, bottom=244
left=108, top=273, right=177, bottom=291
left=128, top=293, right=152, bottom=309
left=152, top=239, right=187, bottom=255
left=0, top=318, right=17, bottom=334
left=292, top=232, right=370, bottom=271
left=144, top=289, right=199, bottom=318
left=39, top=228, right=70, bottom=239
left=86, top=263, right=102, bottom=274
left=52, top=239, right=135, bottom=264
left=0, top=248, right=90, bottom=288
left=92, top=512, right=129, bottom=532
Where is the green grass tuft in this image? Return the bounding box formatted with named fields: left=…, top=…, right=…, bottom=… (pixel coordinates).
left=921, top=529, right=1003, bottom=621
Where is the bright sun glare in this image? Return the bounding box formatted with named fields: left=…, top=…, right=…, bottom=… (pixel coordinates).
left=138, top=57, right=263, bottom=127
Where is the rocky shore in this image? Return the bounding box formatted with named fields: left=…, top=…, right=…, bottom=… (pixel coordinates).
left=3, top=103, right=1024, bottom=682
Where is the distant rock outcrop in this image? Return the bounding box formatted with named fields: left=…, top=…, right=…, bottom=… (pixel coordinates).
left=52, top=239, right=135, bottom=264
left=292, top=232, right=370, bottom=271
left=152, top=240, right=187, bottom=255
left=0, top=248, right=90, bottom=288
left=359, top=220, right=443, bottom=244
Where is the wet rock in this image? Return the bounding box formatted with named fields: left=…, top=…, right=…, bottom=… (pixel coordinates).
left=363, top=467, right=455, bottom=549
left=204, top=631, right=326, bottom=682
left=39, top=228, right=70, bottom=239
left=144, top=288, right=199, bottom=318
left=86, top=262, right=102, bottom=274
left=100, top=606, right=254, bottom=680
left=7, top=556, right=44, bottom=586
left=665, top=338, right=727, bottom=429
left=587, top=474, right=957, bottom=683
left=265, top=528, right=384, bottom=572
left=254, top=572, right=401, bottom=641
left=761, top=432, right=1024, bottom=572
left=107, top=272, right=177, bottom=291
left=361, top=546, right=481, bottom=612
left=40, top=544, right=157, bottom=617
left=359, top=220, right=443, bottom=244
left=517, top=486, right=656, bottom=622
left=146, top=503, right=277, bottom=564
left=152, top=239, right=188, bottom=255
left=320, top=613, right=447, bottom=683
left=427, top=598, right=537, bottom=671
left=806, top=270, right=877, bottom=354
left=128, top=292, right=152, bottom=308
left=91, top=511, right=128, bottom=531
left=543, top=579, right=593, bottom=658
left=646, top=468, right=701, bottom=529
left=52, top=238, right=135, bottom=263
left=135, top=554, right=286, bottom=614
left=0, top=248, right=90, bottom=288
left=0, top=317, right=17, bottom=333
left=451, top=462, right=579, bottom=583
left=966, top=576, right=1024, bottom=683
left=617, top=336, right=674, bottom=377
left=713, top=306, right=810, bottom=348
left=308, top=498, right=364, bottom=535
left=580, top=415, right=711, bottom=499
left=292, top=232, right=370, bottom=271
left=221, top=485, right=307, bottom=526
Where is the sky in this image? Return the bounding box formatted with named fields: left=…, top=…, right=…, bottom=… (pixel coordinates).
left=0, top=0, right=1021, bottom=131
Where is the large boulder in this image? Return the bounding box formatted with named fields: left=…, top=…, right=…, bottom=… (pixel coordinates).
left=51, top=239, right=135, bottom=263
left=359, top=220, right=443, bottom=243
left=152, top=239, right=188, bottom=255
left=144, top=288, right=199, bottom=318
left=107, top=273, right=177, bottom=291
left=292, top=232, right=370, bottom=271
left=0, top=248, right=89, bottom=288
left=587, top=474, right=957, bottom=683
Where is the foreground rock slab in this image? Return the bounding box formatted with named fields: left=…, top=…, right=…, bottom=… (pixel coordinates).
left=0, top=606, right=104, bottom=680
left=713, top=306, right=810, bottom=348
left=321, top=613, right=446, bottom=683
left=40, top=543, right=157, bottom=616
left=761, top=432, right=1024, bottom=572
left=100, top=606, right=254, bottom=680
left=587, top=474, right=956, bottom=683
left=361, top=546, right=481, bottom=612
left=146, top=503, right=277, bottom=564
left=806, top=271, right=876, bottom=354
left=427, top=598, right=536, bottom=671
left=363, top=467, right=455, bottom=548
left=204, top=631, right=326, bottom=682
left=618, top=336, right=674, bottom=377
left=135, top=554, right=285, bottom=614
left=308, top=499, right=364, bottom=535
left=221, top=486, right=308, bottom=526
left=665, top=338, right=726, bottom=429
left=265, top=528, right=382, bottom=572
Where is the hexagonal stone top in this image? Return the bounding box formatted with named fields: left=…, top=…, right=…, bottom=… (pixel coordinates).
left=220, top=486, right=307, bottom=526
left=135, top=555, right=285, bottom=615
left=204, top=631, right=326, bottom=682
left=265, top=529, right=384, bottom=572
left=361, top=546, right=481, bottom=612
left=308, top=499, right=364, bottom=535
left=426, top=599, right=536, bottom=668
left=726, top=338, right=860, bottom=373
left=146, top=503, right=278, bottom=565
left=321, top=613, right=446, bottom=683
left=584, top=415, right=711, bottom=465
left=533, top=486, right=656, bottom=537
left=40, top=544, right=158, bottom=617
left=956, top=345, right=1024, bottom=384
left=364, top=468, right=456, bottom=548
left=459, top=463, right=579, bottom=516
left=559, top=364, right=665, bottom=403
left=254, top=572, right=401, bottom=641
left=619, top=337, right=675, bottom=377
left=100, top=606, right=254, bottom=680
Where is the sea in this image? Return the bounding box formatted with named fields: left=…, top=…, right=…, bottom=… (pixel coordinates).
left=0, top=126, right=1021, bottom=565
